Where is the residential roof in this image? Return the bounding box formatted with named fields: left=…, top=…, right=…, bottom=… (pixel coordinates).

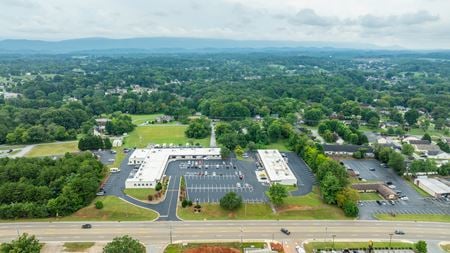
left=323, top=144, right=373, bottom=153
left=409, top=139, right=431, bottom=145
left=415, top=144, right=440, bottom=151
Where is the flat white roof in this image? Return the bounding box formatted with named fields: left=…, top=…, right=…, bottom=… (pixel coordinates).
left=127, top=148, right=221, bottom=184
left=416, top=178, right=450, bottom=194
left=129, top=148, right=150, bottom=160
left=257, top=149, right=297, bottom=184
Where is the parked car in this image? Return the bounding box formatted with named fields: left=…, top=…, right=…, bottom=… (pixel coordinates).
left=81, top=224, right=92, bottom=229
left=376, top=200, right=382, bottom=205
left=280, top=228, right=291, bottom=235
left=369, top=168, right=376, bottom=171
left=386, top=181, right=393, bottom=185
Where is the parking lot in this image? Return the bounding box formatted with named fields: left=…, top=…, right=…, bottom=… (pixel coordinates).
left=166, top=159, right=268, bottom=203
left=342, top=159, right=450, bottom=219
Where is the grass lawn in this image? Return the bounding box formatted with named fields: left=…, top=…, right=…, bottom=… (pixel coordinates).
left=304, top=241, right=415, bottom=253
left=178, top=190, right=348, bottom=220
left=63, top=242, right=95, bottom=252
left=375, top=213, right=450, bottom=222
left=407, top=127, right=447, bottom=137
left=441, top=244, right=450, bottom=252
left=130, top=114, right=163, bottom=125
left=124, top=125, right=209, bottom=148
left=359, top=192, right=382, bottom=201
left=124, top=188, right=157, bottom=201
left=404, top=179, right=431, bottom=197
left=262, top=139, right=290, bottom=151
left=164, top=242, right=266, bottom=253
left=25, top=141, right=79, bottom=157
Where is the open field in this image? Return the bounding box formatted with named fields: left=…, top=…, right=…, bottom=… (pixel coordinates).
left=304, top=241, right=415, bottom=253
left=375, top=213, right=450, bottom=222
left=25, top=141, right=79, bottom=157
left=124, top=125, right=209, bottom=148
left=130, top=114, right=163, bottom=125
left=359, top=192, right=382, bottom=201
left=63, top=242, right=95, bottom=252
left=178, top=190, right=348, bottom=220
left=164, top=242, right=266, bottom=253
left=124, top=188, right=157, bottom=201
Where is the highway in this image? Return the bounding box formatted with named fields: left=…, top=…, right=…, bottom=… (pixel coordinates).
left=1, top=220, right=449, bottom=252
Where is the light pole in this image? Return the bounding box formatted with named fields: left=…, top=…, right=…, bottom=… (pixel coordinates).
left=170, top=223, right=173, bottom=244
left=332, top=234, right=336, bottom=250
left=240, top=226, right=243, bottom=246
left=324, top=227, right=328, bottom=246
left=389, top=233, right=393, bottom=253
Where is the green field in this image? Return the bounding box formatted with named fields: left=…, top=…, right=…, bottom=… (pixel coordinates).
left=375, top=213, right=450, bottom=222
left=130, top=114, right=163, bottom=125
left=124, top=125, right=209, bottom=148
left=124, top=188, right=157, bottom=201
left=25, top=141, right=79, bottom=157
left=178, top=190, right=348, bottom=220
left=262, top=139, right=290, bottom=151
left=304, top=241, right=415, bottom=253
left=359, top=192, right=383, bottom=201
left=63, top=242, right=95, bottom=252
left=164, top=242, right=266, bottom=253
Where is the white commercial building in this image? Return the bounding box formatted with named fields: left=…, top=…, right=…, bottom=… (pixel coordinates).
left=414, top=176, right=450, bottom=198
left=257, top=149, right=297, bottom=185
left=126, top=147, right=221, bottom=188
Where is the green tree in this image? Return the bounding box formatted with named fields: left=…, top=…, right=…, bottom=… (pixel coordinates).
left=422, top=133, right=431, bottom=142
left=185, top=118, right=211, bottom=139
left=415, top=240, right=427, bottom=253
left=388, top=151, right=406, bottom=175
left=220, top=147, right=231, bottom=159
left=268, top=183, right=288, bottom=206
left=342, top=200, right=359, bottom=217
left=0, top=233, right=42, bottom=253
left=219, top=192, right=242, bottom=210
left=103, top=235, right=145, bottom=253
left=404, top=109, right=420, bottom=126
left=401, top=143, right=415, bottom=156
left=320, top=172, right=342, bottom=204
left=234, top=145, right=244, bottom=157
left=303, top=108, right=323, bottom=126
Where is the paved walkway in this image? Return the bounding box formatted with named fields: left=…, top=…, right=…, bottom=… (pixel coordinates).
left=210, top=122, right=217, bottom=147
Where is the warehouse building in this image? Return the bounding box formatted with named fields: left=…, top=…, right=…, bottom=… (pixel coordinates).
left=414, top=176, right=450, bottom=198
left=126, top=147, right=221, bottom=188
left=257, top=149, right=297, bottom=185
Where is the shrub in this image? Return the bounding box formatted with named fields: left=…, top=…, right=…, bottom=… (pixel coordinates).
left=95, top=201, right=103, bottom=209
left=155, top=182, right=162, bottom=191
left=181, top=199, right=188, bottom=208
left=147, top=195, right=153, bottom=201
left=187, top=200, right=193, bottom=206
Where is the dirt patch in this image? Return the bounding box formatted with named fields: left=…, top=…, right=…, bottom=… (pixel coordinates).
left=184, top=245, right=240, bottom=253
left=270, top=242, right=283, bottom=252
left=276, top=205, right=315, bottom=213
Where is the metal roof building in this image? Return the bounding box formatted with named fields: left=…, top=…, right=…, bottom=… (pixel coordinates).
left=414, top=177, right=450, bottom=198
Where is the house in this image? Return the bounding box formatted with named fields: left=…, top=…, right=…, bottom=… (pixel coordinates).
left=414, top=144, right=440, bottom=154
left=323, top=144, right=374, bottom=157
left=408, top=139, right=431, bottom=145
left=352, top=183, right=397, bottom=200
left=95, top=118, right=111, bottom=133
left=380, top=121, right=400, bottom=129
left=426, top=151, right=450, bottom=166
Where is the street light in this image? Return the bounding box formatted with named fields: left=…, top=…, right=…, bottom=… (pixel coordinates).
left=240, top=226, right=243, bottom=246
left=170, top=223, right=173, bottom=244
left=389, top=233, right=393, bottom=253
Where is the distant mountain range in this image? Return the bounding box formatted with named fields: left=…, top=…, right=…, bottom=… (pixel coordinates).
left=0, top=37, right=401, bottom=54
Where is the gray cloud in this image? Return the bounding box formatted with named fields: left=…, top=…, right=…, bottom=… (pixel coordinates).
left=358, top=10, right=439, bottom=28
left=288, top=9, right=337, bottom=27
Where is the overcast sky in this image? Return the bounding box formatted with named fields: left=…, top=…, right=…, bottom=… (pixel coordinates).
left=1, top=0, right=449, bottom=49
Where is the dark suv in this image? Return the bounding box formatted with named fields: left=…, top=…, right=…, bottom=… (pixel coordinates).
left=280, top=228, right=291, bottom=235
left=81, top=224, right=92, bottom=229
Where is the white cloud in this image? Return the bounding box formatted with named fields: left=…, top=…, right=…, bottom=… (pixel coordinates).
left=0, top=0, right=448, bottom=49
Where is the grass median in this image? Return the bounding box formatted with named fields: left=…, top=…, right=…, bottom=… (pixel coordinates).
left=164, top=242, right=266, bottom=253
left=375, top=213, right=450, bottom=222
left=124, top=188, right=157, bottom=201
left=304, top=241, right=415, bottom=253
left=63, top=242, right=95, bottom=252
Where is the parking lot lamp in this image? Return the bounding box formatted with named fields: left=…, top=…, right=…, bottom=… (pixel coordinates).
left=389, top=233, right=393, bottom=253
left=332, top=234, right=336, bottom=250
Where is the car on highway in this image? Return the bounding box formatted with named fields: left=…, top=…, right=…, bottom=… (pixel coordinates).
left=394, top=230, right=405, bottom=235
left=81, top=224, right=92, bottom=229
left=280, top=228, right=291, bottom=235
left=369, top=168, right=376, bottom=171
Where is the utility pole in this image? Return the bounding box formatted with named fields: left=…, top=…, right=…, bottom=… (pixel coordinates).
left=389, top=233, right=393, bottom=253
left=332, top=234, right=336, bottom=250
left=240, top=225, right=243, bottom=245
left=324, top=226, right=328, bottom=246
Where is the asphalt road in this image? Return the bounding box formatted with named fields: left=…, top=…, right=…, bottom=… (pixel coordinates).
left=0, top=221, right=448, bottom=252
